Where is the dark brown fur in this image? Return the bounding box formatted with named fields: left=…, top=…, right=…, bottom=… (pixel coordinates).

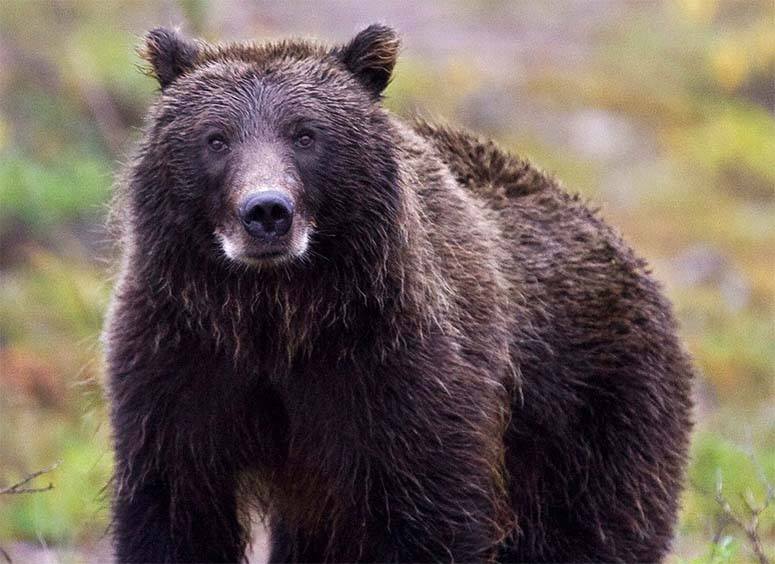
left=104, top=26, right=693, bottom=563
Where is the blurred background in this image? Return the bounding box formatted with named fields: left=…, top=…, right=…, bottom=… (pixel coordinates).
left=0, top=1, right=773, bottom=562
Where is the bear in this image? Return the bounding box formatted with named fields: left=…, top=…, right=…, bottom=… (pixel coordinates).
left=103, top=24, right=694, bottom=563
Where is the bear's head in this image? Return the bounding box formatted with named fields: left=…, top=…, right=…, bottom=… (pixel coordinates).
left=132, top=25, right=402, bottom=270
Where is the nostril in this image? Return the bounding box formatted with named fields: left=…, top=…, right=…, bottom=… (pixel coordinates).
left=245, top=206, right=266, bottom=224
left=270, top=204, right=288, bottom=221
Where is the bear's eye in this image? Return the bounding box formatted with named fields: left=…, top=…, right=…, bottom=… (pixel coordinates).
left=293, top=130, right=315, bottom=150
left=207, top=134, right=229, bottom=153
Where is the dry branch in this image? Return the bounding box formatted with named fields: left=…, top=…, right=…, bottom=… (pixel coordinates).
left=0, top=461, right=60, bottom=495
left=713, top=472, right=773, bottom=564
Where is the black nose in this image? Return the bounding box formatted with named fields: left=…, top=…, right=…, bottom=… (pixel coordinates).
left=239, top=192, right=294, bottom=238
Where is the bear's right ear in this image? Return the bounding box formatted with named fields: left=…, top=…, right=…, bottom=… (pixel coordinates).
left=140, top=27, right=200, bottom=89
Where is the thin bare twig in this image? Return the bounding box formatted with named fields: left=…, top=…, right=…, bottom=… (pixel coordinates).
left=713, top=481, right=773, bottom=564
left=709, top=511, right=731, bottom=561
left=0, top=462, right=60, bottom=495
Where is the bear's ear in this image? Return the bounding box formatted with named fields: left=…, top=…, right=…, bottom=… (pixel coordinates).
left=140, top=27, right=200, bottom=89
left=337, top=24, right=400, bottom=98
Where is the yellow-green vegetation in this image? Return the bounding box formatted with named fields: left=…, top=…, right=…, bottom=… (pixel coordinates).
left=1, top=1, right=772, bottom=561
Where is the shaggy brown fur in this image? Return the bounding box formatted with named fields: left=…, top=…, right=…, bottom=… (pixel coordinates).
left=104, top=25, right=693, bottom=563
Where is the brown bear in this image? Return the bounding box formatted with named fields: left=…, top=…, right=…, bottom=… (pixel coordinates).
left=104, top=25, right=694, bottom=563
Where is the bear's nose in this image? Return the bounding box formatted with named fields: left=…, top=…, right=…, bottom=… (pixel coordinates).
left=239, top=192, right=294, bottom=239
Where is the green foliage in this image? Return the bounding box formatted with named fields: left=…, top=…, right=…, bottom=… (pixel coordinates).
left=0, top=152, right=111, bottom=230
left=0, top=415, right=112, bottom=544
left=685, top=430, right=774, bottom=529
left=669, top=103, right=775, bottom=198
left=690, top=535, right=741, bottom=564
left=0, top=251, right=111, bottom=545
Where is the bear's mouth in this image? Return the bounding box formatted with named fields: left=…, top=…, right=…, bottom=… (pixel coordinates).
left=246, top=251, right=287, bottom=260
left=216, top=224, right=310, bottom=267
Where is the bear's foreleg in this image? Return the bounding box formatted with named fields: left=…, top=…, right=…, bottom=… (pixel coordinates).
left=107, top=320, right=248, bottom=562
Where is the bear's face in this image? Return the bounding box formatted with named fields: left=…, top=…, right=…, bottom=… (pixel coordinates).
left=138, top=26, right=401, bottom=268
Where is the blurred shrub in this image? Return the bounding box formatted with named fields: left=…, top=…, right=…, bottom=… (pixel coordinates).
left=0, top=152, right=111, bottom=230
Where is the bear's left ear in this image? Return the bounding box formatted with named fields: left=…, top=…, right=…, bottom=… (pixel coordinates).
left=140, top=27, right=201, bottom=90
left=337, top=24, right=400, bottom=98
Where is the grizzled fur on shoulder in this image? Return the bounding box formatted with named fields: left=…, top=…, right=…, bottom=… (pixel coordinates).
left=105, top=25, right=693, bottom=563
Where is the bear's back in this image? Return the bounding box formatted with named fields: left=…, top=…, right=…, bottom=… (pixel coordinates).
left=412, top=118, right=663, bottom=344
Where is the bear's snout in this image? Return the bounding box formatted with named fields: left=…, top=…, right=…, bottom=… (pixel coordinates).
left=239, top=191, right=294, bottom=239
